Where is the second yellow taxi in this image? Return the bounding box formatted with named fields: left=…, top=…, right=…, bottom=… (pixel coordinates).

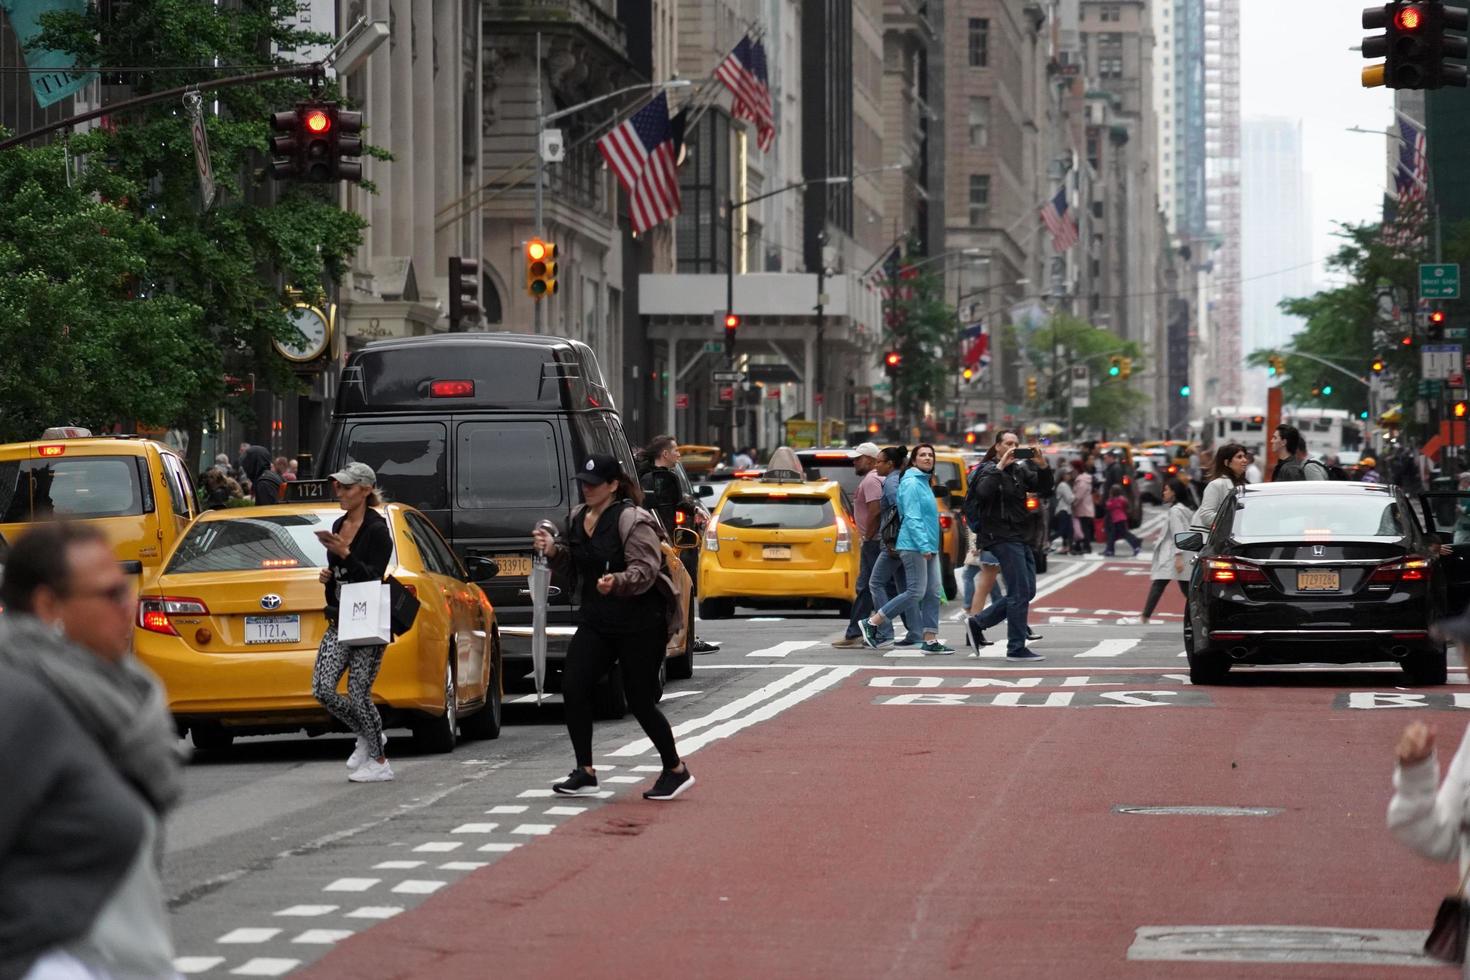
left=135, top=501, right=503, bottom=753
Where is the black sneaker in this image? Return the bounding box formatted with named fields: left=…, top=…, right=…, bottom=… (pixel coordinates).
left=1006, top=649, right=1046, bottom=662
left=553, top=769, right=600, bottom=796
left=1026, top=627, right=1044, bottom=641
left=692, top=637, right=721, bottom=653
left=965, top=617, right=993, bottom=650
left=643, top=767, right=695, bottom=801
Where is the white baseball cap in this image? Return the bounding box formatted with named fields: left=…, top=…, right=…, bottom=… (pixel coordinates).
left=854, top=442, right=881, bottom=459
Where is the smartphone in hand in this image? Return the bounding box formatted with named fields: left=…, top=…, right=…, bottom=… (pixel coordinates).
left=1013, top=447, right=1037, bottom=460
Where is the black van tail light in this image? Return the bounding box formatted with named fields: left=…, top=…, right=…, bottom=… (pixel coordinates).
left=430, top=380, right=475, bottom=398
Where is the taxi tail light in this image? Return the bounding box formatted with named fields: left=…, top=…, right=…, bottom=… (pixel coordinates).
left=732, top=469, right=763, bottom=479
left=704, top=514, right=721, bottom=552
left=1142, top=472, right=1156, bottom=481
left=1206, top=559, right=1267, bottom=584
left=37, top=444, right=66, bottom=457
left=1166, top=465, right=1178, bottom=475
left=1370, top=559, right=1428, bottom=583
left=834, top=514, right=852, bottom=554
left=138, top=596, right=209, bottom=636
left=1121, top=476, right=1131, bottom=486
left=939, top=512, right=953, bottom=530
left=1025, top=495, right=1040, bottom=511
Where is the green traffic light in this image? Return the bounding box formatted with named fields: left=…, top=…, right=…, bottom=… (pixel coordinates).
left=1179, top=385, right=1191, bottom=397
left=1108, top=366, right=1120, bottom=377
left=1322, top=385, right=1333, bottom=396
left=1359, top=410, right=1369, bottom=419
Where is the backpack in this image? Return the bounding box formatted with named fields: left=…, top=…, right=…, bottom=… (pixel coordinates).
left=879, top=505, right=902, bottom=552
left=962, top=464, right=987, bottom=535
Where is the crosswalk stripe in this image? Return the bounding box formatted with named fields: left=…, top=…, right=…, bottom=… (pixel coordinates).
left=747, top=640, right=822, bottom=658
left=1075, top=638, right=1142, bottom=658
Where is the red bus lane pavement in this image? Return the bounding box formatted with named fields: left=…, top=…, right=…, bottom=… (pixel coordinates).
left=1031, top=556, right=1190, bottom=625
left=300, top=663, right=1470, bottom=979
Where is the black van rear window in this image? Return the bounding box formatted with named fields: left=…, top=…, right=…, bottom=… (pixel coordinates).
left=343, top=423, right=448, bottom=511
left=0, top=457, right=146, bottom=522
left=457, top=421, right=564, bottom=509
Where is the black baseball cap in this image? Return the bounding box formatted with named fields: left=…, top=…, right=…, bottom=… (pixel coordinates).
left=574, top=453, right=621, bottom=485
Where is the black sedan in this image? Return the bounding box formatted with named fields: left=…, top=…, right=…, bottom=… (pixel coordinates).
left=1176, top=482, right=1455, bottom=685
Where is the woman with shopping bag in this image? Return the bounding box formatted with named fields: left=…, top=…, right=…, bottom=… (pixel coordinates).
left=531, top=454, right=693, bottom=801
left=313, top=461, right=396, bottom=783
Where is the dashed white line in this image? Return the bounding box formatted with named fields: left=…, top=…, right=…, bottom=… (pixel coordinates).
left=477, top=842, right=522, bottom=853
left=229, top=958, right=299, bottom=976
left=603, top=775, right=641, bottom=784
left=273, top=906, right=337, bottom=918
left=439, top=861, right=488, bottom=871
left=518, top=788, right=556, bottom=798
left=486, top=805, right=528, bottom=814
left=391, top=880, right=446, bottom=895
left=344, top=906, right=402, bottom=919
left=544, top=806, right=587, bottom=816
left=1076, top=638, right=1143, bottom=658
left=372, top=860, right=424, bottom=870
left=511, top=823, right=556, bottom=835
left=174, top=957, right=225, bottom=974
left=323, top=878, right=379, bottom=893
left=218, top=928, right=281, bottom=944
left=450, top=823, right=498, bottom=834
left=411, top=841, right=461, bottom=853
left=291, top=929, right=353, bottom=945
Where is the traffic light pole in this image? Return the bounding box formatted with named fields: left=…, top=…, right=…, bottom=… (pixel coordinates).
left=534, top=33, right=544, bottom=335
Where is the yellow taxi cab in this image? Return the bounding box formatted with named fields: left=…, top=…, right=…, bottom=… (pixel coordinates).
left=134, top=501, right=503, bottom=754
left=0, top=428, right=200, bottom=574
left=933, top=450, right=973, bottom=599
left=1138, top=439, right=1196, bottom=469
left=696, top=449, right=858, bottom=619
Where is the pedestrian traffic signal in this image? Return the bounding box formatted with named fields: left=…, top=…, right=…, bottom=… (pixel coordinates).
left=448, top=256, right=481, bottom=332
left=1372, top=355, right=1386, bottom=373
left=525, top=238, right=557, bottom=298
left=883, top=350, right=902, bottom=377
left=1026, top=376, right=1038, bottom=400
left=1107, top=355, right=1122, bottom=377
left=1457, top=400, right=1469, bottom=418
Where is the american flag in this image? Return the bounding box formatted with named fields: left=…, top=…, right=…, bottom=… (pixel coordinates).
left=1397, top=112, right=1427, bottom=199
left=715, top=38, right=775, bottom=151
left=1040, top=186, right=1079, bottom=252
left=1383, top=112, right=1428, bottom=251
left=962, top=321, right=990, bottom=372
left=596, top=93, right=682, bottom=234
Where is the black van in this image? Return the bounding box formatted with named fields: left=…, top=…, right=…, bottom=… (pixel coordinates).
left=317, top=333, right=695, bottom=698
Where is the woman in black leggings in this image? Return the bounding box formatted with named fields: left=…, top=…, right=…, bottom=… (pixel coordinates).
left=532, top=454, right=694, bottom=801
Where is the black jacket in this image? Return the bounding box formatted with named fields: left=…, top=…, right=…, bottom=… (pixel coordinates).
left=254, top=469, right=284, bottom=505
left=973, top=459, right=1054, bottom=544
left=323, top=508, right=393, bottom=618
left=238, top=445, right=273, bottom=482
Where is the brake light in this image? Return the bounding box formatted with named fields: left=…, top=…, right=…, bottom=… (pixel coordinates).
left=733, top=469, right=763, bottom=479
left=1206, top=559, right=1267, bottom=584
left=939, top=513, right=953, bottom=530
left=1122, top=476, right=1131, bottom=486
left=675, top=510, right=687, bottom=525
left=429, top=379, right=475, bottom=398
left=1166, top=465, right=1178, bottom=475
left=261, top=558, right=299, bottom=568
left=137, top=596, right=209, bottom=636
left=1143, top=472, right=1155, bottom=480
left=1370, top=559, right=1429, bottom=583
left=704, top=514, right=721, bottom=552
left=766, top=492, right=789, bottom=498
left=1025, top=495, right=1040, bottom=511
left=835, top=514, right=852, bottom=554
left=37, top=444, right=65, bottom=457
left=814, top=453, right=849, bottom=460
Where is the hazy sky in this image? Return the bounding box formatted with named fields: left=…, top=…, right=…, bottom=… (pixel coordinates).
left=1240, top=0, right=1393, bottom=287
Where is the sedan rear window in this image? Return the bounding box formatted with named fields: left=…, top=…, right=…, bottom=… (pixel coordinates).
left=1233, top=494, right=1406, bottom=538
left=720, top=496, right=835, bottom=529
left=168, top=514, right=336, bottom=572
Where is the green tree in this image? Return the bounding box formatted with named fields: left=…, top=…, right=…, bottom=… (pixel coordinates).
left=1024, top=313, right=1147, bottom=435
left=0, top=142, right=206, bottom=439
left=880, top=256, right=956, bottom=425
left=9, top=0, right=368, bottom=453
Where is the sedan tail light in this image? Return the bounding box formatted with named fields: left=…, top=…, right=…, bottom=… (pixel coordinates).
left=1369, top=559, right=1429, bottom=582
left=704, top=514, right=721, bottom=552
left=939, top=512, right=953, bottom=530
left=138, top=596, right=209, bottom=636
left=1205, top=558, right=1268, bottom=584
left=835, top=515, right=852, bottom=554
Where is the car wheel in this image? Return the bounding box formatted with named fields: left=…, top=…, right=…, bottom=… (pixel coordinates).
left=593, top=664, right=629, bottom=719
left=190, top=723, right=233, bottom=754
left=413, top=657, right=458, bottom=754
left=667, top=597, right=696, bottom=680
left=1403, top=645, right=1449, bottom=686
left=1184, top=615, right=1229, bottom=685
left=458, top=643, right=503, bottom=741
left=655, top=656, right=667, bottom=703
left=941, top=555, right=958, bottom=601
left=699, top=597, right=735, bottom=619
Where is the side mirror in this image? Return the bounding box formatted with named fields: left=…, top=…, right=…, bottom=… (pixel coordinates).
left=697, top=484, right=713, bottom=496
left=945, top=479, right=961, bottom=493
left=1174, top=531, right=1204, bottom=553
left=465, top=556, right=501, bottom=582
left=119, top=560, right=144, bottom=575
left=673, top=527, right=701, bottom=550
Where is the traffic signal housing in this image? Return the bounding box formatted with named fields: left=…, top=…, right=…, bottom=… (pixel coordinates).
left=525, top=238, right=557, bottom=298
left=268, top=102, right=364, bottom=182
left=1430, top=308, right=1447, bottom=341
left=1026, top=376, right=1038, bottom=400
left=723, top=313, right=740, bottom=355
left=448, top=256, right=481, bottom=332
left=269, top=109, right=302, bottom=179
left=962, top=367, right=974, bottom=383
left=1120, top=357, right=1133, bottom=380
left=1372, top=355, right=1386, bottom=374
left=1107, top=355, right=1122, bottom=378
left=1267, top=353, right=1287, bottom=377
left=1362, top=2, right=1469, bottom=90
left=333, top=108, right=364, bottom=181
left=883, top=350, right=902, bottom=378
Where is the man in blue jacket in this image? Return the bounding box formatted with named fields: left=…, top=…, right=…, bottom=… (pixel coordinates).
left=967, top=430, right=1052, bottom=661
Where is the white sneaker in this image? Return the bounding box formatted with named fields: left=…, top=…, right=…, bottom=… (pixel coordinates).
left=346, top=733, right=385, bottom=771
left=948, top=609, right=969, bottom=623
left=348, top=757, right=394, bottom=782
left=1116, top=616, right=1144, bottom=626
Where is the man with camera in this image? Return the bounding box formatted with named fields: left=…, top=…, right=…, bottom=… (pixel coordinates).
left=965, top=430, right=1052, bottom=662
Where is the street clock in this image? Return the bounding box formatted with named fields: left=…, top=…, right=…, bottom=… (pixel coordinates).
left=276, top=303, right=332, bottom=363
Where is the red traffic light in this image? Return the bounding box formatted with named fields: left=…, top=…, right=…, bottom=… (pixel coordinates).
left=1431, top=310, right=1446, bottom=324
left=1395, top=4, right=1424, bottom=30
left=884, top=351, right=902, bottom=367
left=304, top=109, right=331, bottom=133
left=724, top=314, right=740, bottom=329
left=1402, top=334, right=1415, bottom=346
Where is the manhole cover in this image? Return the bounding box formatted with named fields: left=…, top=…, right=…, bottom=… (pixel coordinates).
left=1128, top=926, right=1434, bottom=966
left=1113, top=805, right=1283, bottom=817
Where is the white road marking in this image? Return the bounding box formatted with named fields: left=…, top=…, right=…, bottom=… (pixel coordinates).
left=603, top=775, right=641, bottom=784
left=450, top=823, right=498, bottom=834
left=1076, top=638, right=1142, bottom=658
left=344, top=906, right=402, bottom=919
left=883, top=649, right=925, bottom=658
left=372, top=860, right=424, bottom=870
left=391, top=880, right=446, bottom=895
left=544, top=806, right=587, bottom=816
left=677, top=667, right=860, bottom=755
left=218, top=928, right=281, bottom=944
left=511, top=823, right=556, bottom=835
left=291, top=929, right=353, bottom=944
left=229, top=958, right=300, bottom=977
left=323, top=878, right=379, bottom=892
left=477, top=842, right=522, bottom=853
left=747, top=640, right=822, bottom=658
left=518, top=789, right=556, bottom=798
left=439, top=861, right=488, bottom=871
left=748, top=616, right=786, bottom=622
left=411, top=841, right=461, bottom=852
left=486, top=805, right=528, bottom=814
left=273, top=906, right=337, bottom=917
left=658, top=689, right=703, bottom=700
left=608, top=665, right=829, bottom=756
left=175, top=958, right=225, bottom=974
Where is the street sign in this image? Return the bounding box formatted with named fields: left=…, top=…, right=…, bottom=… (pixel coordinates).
left=185, top=93, right=215, bottom=210
left=1421, top=263, right=1461, bottom=299
left=1449, top=327, right=1469, bottom=340
left=1422, top=344, right=1462, bottom=380
left=674, top=393, right=689, bottom=410
left=1419, top=379, right=1444, bottom=397
left=1069, top=364, right=1090, bottom=409
left=702, top=341, right=724, bottom=353
left=712, top=370, right=745, bottom=383
left=717, top=386, right=735, bottom=403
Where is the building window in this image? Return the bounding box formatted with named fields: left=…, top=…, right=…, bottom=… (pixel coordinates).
left=1091, top=201, right=1104, bottom=219
left=1099, top=56, right=1124, bottom=79
left=968, top=98, right=990, bottom=147
left=968, top=18, right=989, bottom=68
left=968, top=174, right=990, bottom=225
left=1101, top=4, right=1121, bottom=21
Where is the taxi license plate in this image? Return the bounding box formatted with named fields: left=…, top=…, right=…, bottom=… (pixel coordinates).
left=494, top=554, right=532, bottom=577
left=245, top=615, right=300, bottom=645
left=1297, top=570, right=1340, bottom=592
left=763, top=545, right=792, bottom=560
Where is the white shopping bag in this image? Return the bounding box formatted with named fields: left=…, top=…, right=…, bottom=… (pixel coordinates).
left=338, top=581, right=393, bottom=646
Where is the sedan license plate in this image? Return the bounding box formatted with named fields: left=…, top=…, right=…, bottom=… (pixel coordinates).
left=1297, top=569, right=1340, bottom=592
left=494, top=554, right=532, bottom=577
left=763, top=545, right=792, bottom=561
left=245, top=615, right=300, bottom=645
